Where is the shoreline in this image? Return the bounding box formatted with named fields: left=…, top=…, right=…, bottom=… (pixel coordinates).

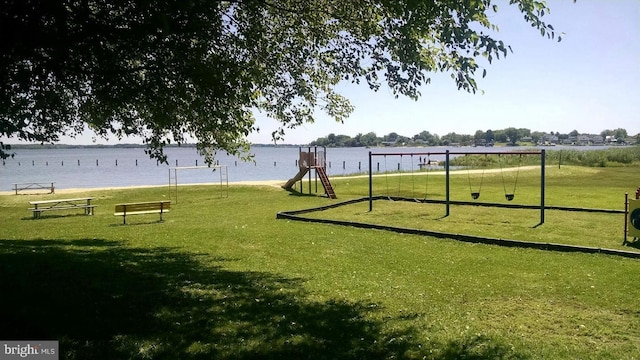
left=0, top=166, right=536, bottom=196
left=0, top=179, right=288, bottom=196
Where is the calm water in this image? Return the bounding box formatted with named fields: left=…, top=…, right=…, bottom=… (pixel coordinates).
left=0, top=145, right=597, bottom=191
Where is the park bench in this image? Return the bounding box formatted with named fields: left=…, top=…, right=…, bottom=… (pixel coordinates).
left=29, top=197, right=95, bottom=219
left=114, top=201, right=171, bottom=224
left=14, top=182, right=55, bottom=195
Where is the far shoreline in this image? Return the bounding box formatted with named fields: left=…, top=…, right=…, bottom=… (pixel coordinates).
left=0, top=179, right=288, bottom=196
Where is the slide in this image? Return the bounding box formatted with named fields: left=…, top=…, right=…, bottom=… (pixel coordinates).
left=282, top=168, right=309, bottom=190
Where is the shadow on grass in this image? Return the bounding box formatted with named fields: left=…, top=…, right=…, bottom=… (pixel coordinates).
left=624, top=238, right=640, bottom=249
left=284, top=188, right=327, bottom=198
left=0, top=239, right=527, bottom=359
left=22, top=213, right=95, bottom=221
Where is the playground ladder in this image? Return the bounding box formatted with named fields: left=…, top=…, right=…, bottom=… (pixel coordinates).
left=316, top=167, right=337, bottom=199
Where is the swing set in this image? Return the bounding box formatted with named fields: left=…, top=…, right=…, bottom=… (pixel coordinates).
left=381, top=153, right=441, bottom=200
left=467, top=153, right=523, bottom=201
left=368, top=149, right=546, bottom=223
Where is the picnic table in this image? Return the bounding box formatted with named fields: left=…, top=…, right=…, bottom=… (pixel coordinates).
left=13, top=182, right=55, bottom=195
left=29, top=197, right=95, bottom=219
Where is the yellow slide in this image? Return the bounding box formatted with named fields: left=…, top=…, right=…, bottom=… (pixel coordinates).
left=282, top=168, right=309, bottom=190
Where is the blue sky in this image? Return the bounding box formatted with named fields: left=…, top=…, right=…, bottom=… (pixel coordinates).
left=252, top=0, right=640, bottom=144
left=5, top=1, right=639, bottom=145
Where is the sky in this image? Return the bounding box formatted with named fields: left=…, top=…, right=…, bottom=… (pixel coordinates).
left=250, top=0, right=640, bottom=144
left=5, top=1, right=640, bottom=145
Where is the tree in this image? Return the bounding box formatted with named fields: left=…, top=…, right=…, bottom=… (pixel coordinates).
left=484, top=129, right=495, bottom=143
left=531, top=131, right=544, bottom=144
left=600, top=129, right=614, bottom=138
left=504, top=127, right=520, bottom=145
left=441, top=132, right=464, bottom=145
left=494, top=130, right=508, bottom=143
left=384, top=132, right=400, bottom=144
left=360, top=132, right=379, bottom=147
left=310, top=136, right=329, bottom=147
left=614, top=128, right=628, bottom=140
left=413, top=130, right=437, bottom=146
left=0, top=0, right=563, bottom=161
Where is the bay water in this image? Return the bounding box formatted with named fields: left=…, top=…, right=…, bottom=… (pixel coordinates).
left=0, top=145, right=589, bottom=191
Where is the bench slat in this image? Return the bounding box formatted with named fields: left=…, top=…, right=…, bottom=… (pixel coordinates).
left=114, top=209, right=169, bottom=216
left=30, top=205, right=95, bottom=212
left=115, top=203, right=170, bottom=212
left=30, top=197, right=94, bottom=205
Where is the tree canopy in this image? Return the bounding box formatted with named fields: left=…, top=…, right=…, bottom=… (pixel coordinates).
left=0, top=0, right=562, bottom=162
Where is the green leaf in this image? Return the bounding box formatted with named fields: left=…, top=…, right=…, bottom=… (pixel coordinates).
left=0, top=0, right=568, bottom=161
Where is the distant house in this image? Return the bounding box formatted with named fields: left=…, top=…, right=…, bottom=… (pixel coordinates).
left=542, top=134, right=559, bottom=144
left=577, top=134, right=591, bottom=145
left=591, top=135, right=604, bottom=144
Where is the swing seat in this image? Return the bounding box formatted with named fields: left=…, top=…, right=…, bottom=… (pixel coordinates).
left=471, top=192, right=480, bottom=200
left=505, top=194, right=515, bottom=201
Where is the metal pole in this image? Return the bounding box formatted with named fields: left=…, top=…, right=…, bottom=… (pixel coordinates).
left=308, top=146, right=312, bottom=194
left=298, top=147, right=302, bottom=193
left=541, top=149, right=545, bottom=224
left=445, top=150, right=450, bottom=217
left=369, top=151, right=373, bottom=212
left=624, top=192, right=629, bottom=244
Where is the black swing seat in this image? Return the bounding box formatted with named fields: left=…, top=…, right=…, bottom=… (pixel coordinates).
left=471, top=192, right=480, bottom=200
left=505, top=194, right=515, bottom=201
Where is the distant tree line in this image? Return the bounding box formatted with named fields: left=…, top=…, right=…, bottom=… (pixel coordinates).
left=309, top=128, right=637, bottom=147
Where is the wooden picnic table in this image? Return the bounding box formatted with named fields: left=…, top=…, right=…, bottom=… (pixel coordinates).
left=29, top=197, right=95, bottom=219
left=13, top=182, right=55, bottom=195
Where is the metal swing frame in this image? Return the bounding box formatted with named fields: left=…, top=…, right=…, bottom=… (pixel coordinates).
left=368, top=150, right=546, bottom=224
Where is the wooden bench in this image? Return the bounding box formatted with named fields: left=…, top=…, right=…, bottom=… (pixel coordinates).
left=114, top=201, right=171, bottom=224
left=29, top=197, right=95, bottom=219
left=14, top=182, right=55, bottom=195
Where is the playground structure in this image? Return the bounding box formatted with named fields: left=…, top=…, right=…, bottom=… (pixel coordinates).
left=282, top=146, right=337, bottom=199
left=277, top=149, right=639, bottom=257
left=368, top=150, right=546, bottom=224
left=625, top=187, right=640, bottom=244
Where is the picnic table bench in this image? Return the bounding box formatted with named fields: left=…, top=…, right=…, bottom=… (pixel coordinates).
left=13, top=182, right=55, bottom=195
left=29, top=197, right=95, bottom=219
left=114, top=201, right=171, bottom=224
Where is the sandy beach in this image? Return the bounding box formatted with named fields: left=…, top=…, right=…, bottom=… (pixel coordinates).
left=1, top=166, right=536, bottom=196
left=0, top=179, right=288, bottom=196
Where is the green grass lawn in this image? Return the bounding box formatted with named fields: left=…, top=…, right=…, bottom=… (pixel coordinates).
left=1, top=165, right=639, bottom=359
left=307, top=166, right=639, bottom=252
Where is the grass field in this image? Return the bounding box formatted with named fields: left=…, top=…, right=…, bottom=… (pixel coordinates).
left=1, top=164, right=639, bottom=359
